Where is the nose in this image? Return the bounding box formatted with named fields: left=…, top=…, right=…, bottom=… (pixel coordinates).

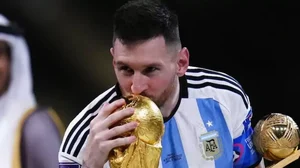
left=131, top=73, right=148, bottom=95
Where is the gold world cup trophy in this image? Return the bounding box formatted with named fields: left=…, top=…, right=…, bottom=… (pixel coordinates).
left=253, top=113, right=300, bottom=168
left=108, top=94, right=165, bottom=168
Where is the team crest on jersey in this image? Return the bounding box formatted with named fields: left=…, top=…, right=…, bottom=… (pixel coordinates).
left=199, top=131, right=223, bottom=160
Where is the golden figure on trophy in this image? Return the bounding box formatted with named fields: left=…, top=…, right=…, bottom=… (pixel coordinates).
left=108, top=94, right=165, bottom=168
left=253, top=113, right=300, bottom=168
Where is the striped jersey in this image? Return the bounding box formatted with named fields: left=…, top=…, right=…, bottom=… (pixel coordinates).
left=58, top=66, right=262, bottom=168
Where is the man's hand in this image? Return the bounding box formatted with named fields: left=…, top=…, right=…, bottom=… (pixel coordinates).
left=82, top=99, right=138, bottom=168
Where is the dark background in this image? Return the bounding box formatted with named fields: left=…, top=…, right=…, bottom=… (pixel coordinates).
left=0, top=0, right=298, bottom=166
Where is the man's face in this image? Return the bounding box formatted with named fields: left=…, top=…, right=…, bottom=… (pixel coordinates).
left=110, top=36, right=188, bottom=107
left=0, top=41, right=10, bottom=96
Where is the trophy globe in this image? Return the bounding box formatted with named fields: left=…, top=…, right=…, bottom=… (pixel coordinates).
left=253, top=113, right=300, bottom=168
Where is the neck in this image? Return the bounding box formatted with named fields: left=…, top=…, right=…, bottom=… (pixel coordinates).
left=160, top=77, right=180, bottom=118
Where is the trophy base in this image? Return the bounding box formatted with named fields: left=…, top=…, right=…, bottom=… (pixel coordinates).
left=267, top=149, right=300, bottom=168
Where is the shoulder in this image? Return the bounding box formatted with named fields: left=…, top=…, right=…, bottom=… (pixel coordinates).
left=184, top=66, right=252, bottom=133
left=59, top=86, right=119, bottom=163
left=21, top=107, right=64, bottom=168
left=185, top=66, right=250, bottom=110
left=23, top=107, right=62, bottom=138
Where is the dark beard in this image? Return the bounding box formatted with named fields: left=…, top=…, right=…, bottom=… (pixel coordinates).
left=144, top=76, right=177, bottom=108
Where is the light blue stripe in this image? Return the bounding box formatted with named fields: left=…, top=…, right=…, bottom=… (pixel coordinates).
left=161, top=117, right=188, bottom=168
left=196, top=98, right=233, bottom=168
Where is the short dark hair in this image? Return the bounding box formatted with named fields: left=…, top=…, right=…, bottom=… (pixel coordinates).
left=112, top=0, right=181, bottom=46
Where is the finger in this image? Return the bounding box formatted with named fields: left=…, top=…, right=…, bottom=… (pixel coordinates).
left=103, top=99, right=126, bottom=116
left=89, top=101, right=109, bottom=126
left=100, top=136, right=136, bottom=153
left=103, top=107, right=135, bottom=128
left=104, top=121, right=138, bottom=140
left=94, top=98, right=126, bottom=121
left=90, top=100, right=133, bottom=131
left=91, top=121, right=137, bottom=143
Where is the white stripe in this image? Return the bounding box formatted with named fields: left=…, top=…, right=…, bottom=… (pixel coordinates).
left=58, top=152, right=83, bottom=165
left=60, top=87, right=116, bottom=155
left=69, top=92, right=118, bottom=155
left=66, top=109, right=98, bottom=155
left=159, top=157, right=163, bottom=168
left=186, top=67, right=242, bottom=86
left=186, top=66, right=243, bottom=90
left=187, top=65, right=199, bottom=69
left=186, top=71, right=240, bottom=87
left=70, top=122, right=90, bottom=156
left=174, top=99, right=215, bottom=168
left=187, top=78, right=243, bottom=93
left=186, top=77, right=249, bottom=106
left=218, top=102, right=234, bottom=139
left=217, top=93, right=246, bottom=140
left=187, top=66, right=238, bottom=81
left=186, top=67, right=249, bottom=104
left=187, top=77, right=246, bottom=97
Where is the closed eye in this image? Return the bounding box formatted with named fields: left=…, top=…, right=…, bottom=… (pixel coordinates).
left=143, top=67, right=159, bottom=74
left=118, top=66, right=134, bottom=75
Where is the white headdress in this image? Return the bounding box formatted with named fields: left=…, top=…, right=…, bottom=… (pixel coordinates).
left=0, top=14, right=36, bottom=167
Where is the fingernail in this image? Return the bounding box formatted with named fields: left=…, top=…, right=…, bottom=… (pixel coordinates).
left=132, top=122, right=138, bottom=127
left=130, top=136, right=137, bottom=142
left=127, top=108, right=135, bottom=113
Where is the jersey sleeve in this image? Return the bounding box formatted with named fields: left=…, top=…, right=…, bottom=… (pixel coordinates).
left=186, top=67, right=263, bottom=167
left=233, top=109, right=262, bottom=168
left=207, top=71, right=262, bottom=167
left=58, top=87, right=117, bottom=167
left=213, top=73, right=263, bottom=167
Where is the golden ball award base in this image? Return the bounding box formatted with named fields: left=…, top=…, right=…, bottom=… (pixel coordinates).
left=253, top=113, right=300, bottom=168
left=267, top=149, right=300, bottom=168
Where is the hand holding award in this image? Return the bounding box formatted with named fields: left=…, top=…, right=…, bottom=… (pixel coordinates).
left=108, top=94, right=165, bottom=168
left=253, top=113, right=300, bottom=168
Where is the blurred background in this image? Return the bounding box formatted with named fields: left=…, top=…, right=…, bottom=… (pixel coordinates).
left=0, top=0, right=298, bottom=165
left=0, top=0, right=297, bottom=126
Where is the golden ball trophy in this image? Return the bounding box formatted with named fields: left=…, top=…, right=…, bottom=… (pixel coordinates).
left=253, top=113, right=300, bottom=168
left=108, top=94, right=165, bottom=168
